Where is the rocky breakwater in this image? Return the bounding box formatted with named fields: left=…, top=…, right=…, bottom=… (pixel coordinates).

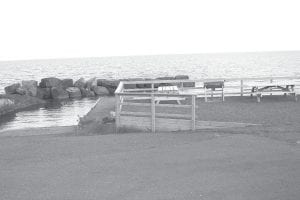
left=1, top=77, right=112, bottom=116
left=1, top=75, right=193, bottom=117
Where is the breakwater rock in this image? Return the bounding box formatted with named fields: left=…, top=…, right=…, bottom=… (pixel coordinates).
left=1, top=75, right=193, bottom=116
left=3, top=77, right=116, bottom=101
left=3, top=75, right=193, bottom=100
left=0, top=94, right=45, bottom=116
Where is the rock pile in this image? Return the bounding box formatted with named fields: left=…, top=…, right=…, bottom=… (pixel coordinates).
left=4, top=77, right=111, bottom=100
left=3, top=75, right=194, bottom=100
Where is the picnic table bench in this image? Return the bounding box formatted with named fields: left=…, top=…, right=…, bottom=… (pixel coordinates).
left=129, top=86, right=186, bottom=104
left=251, top=83, right=297, bottom=102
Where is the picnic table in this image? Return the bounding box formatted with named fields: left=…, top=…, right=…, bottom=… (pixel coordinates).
left=251, top=83, right=297, bottom=102
left=156, top=86, right=185, bottom=104
left=130, top=86, right=185, bottom=104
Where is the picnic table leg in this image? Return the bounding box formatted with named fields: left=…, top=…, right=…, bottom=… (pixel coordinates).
left=222, top=85, right=225, bottom=102
left=204, top=87, right=208, bottom=102
left=292, top=93, right=298, bottom=102
left=251, top=87, right=255, bottom=97
left=256, top=93, right=261, bottom=103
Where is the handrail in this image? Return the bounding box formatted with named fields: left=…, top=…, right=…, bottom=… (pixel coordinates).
left=115, top=76, right=300, bottom=95
left=119, top=76, right=300, bottom=85
left=114, top=81, right=124, bottom=94
left=115, top=76, right=300, bottom=133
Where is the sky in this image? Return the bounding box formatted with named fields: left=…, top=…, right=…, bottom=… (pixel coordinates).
left=0, top=0, right=299, bottom=61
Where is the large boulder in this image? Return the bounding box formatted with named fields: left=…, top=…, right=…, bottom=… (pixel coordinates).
left=97, top=79, right=107, bottom=86
left=74, top=78, right=86, bottom=88
left=86, top=77, right=97, bottom=90
left=92, top=86, right=110, bottom=95
left=0, top=98, right=15, bottom=115
left=4, top=83, right=20, bottom=94
left=175, top=75, right=189, bottom=80
left=66, top=87, right=82, bottom=98
left=155, top=76, right=175, bottom=87
left=16, top=88, right=27, bottom=95
left=130, top=78, right=144, bottom=89
left=61, top=79, right=73, bottom=89
left=36, top=87, right=51, bottom=99
left=80, top=88, right=95, bottom=97
left=174, top=75, right=194, bottom=87
left=156, top=76, right=175, bottom=80
left=100, top=79, right=120, bottom=88
left=183, top=81, right=195, bottom=87
left=40, top=77, right=62, bottom=88
left=51, top=87, right=69, bottom=99
left=0, top=94, right=45, bottom=116
left=0, top=98, right=14, bottom=108
left=21, top=80, right=38, bottom=97
left=99, top=79, right=120, bottom=94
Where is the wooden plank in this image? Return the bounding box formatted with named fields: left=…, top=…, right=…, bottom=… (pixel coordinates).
left=121, top=111, right=151, bottom=116
left=123, top=88, right=156, bottom=92
left=121, top=112, right=191, bottom=119
left=119, top=76, right=300, bottom=85
left=118, top=92, right=192, bottom=97
left=155, top=113, right=191, bottom=119
left=115, top=94, right=121, bottom=133
left=151, top=94, right=156, bottom=133
left=155, top=104, right=191, bottom=108
left=191, top=95, right=196, bottom=131
left=121, top=101, right=191, bottom=108
left=121, top=102, right=151, bottom=107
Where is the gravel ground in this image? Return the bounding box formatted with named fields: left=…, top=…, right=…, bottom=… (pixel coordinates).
left=0, top=132, right=299, bottom=200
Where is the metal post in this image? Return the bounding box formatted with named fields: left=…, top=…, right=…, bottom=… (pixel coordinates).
left=240, top=80, right=244, bottom=96
left=115, top=94, right=120, bottom=133
left=222, top=85, right=225, bottom=101
left=191, top=95, right=196, bottom=131
left=180, top=82, right=184, bottom=89
left=270, top=78, right=273, bottom=95
left=151, top=93, right=156, bottom=133
left=204, top=87, right=207, bottom=102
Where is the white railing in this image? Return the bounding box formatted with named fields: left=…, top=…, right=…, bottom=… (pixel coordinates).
left=114, top=76, right=300, bottom=133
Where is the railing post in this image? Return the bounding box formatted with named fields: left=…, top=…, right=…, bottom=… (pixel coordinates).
left=240, top=80, right=244, bottom=96
left=191, top=95, right=196, bottom=131
left=151, top=93, right=156, bottom=133
left=115, top=94, right=120, bottom=133
left=270, top=78, right=273, bottom=95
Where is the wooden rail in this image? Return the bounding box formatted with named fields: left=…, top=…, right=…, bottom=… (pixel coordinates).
left=115, top=76, right=300, bottom=133
left=115, top=93, right=196, bottom=133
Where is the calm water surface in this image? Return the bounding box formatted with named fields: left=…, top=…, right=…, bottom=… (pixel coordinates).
left=0, top=52, right=300, bottom=132
left=0, top=98, right=98, bottom=132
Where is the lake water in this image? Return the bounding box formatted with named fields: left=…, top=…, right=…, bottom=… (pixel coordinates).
left=1, top=51, right=300, bottom=132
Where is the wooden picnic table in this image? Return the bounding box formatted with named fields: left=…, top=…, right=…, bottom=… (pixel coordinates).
left=156, top=86, right=184, bottom=104
left=251, top=83, right=297, bottom=102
